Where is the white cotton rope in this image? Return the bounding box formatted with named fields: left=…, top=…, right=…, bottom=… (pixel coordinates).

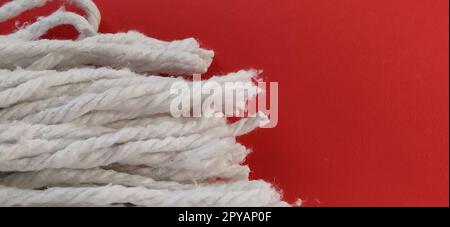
left=0, top=0, right=289, bottom=207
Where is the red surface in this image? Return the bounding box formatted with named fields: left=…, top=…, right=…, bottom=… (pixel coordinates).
left=1, top=0, right=448, bottom=206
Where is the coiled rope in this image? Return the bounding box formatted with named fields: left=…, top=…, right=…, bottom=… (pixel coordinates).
left=0, top=0, right=288, bottom=207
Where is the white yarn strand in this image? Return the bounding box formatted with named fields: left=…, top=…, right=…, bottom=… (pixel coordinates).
left=0, top=0, right=47, bottom=23
left=0, top=0, right=288, bottom=207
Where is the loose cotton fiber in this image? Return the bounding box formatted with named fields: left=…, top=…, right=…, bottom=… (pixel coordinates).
left=0, top=0, right=288, bottom=207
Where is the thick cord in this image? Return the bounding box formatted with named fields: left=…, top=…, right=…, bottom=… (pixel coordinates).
left=0, top=0, right=288, bottom=207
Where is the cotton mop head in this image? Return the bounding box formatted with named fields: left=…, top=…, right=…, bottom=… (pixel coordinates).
left=0, top=0, right=288, bottom=207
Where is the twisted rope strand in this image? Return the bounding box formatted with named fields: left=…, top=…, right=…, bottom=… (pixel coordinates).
left=0, top=0, right=288, bottom=207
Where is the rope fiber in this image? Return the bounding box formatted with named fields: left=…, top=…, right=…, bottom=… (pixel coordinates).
left=0, top=0, right=288, bottom=207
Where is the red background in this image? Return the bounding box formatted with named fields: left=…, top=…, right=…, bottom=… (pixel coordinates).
left=1, top=0, right=448, bottom=206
